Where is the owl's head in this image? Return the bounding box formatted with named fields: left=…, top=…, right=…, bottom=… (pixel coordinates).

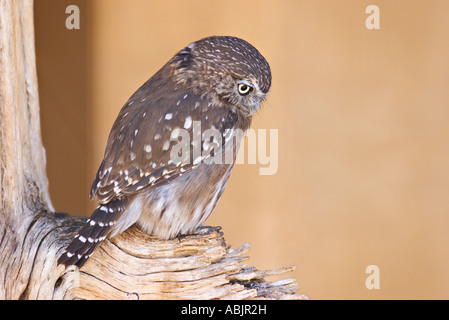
left=170, top=36, right=272, bottom=117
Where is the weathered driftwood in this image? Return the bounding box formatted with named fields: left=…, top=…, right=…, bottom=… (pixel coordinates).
left=5, top=210, right=305, bottom=300
left=57, top=224, right=305, bottom=300
left=3, top=209, right=306, bottom=300
left=0, top=0, right=306, bottom=300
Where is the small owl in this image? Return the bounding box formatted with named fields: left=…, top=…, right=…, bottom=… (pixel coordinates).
left=58, top=36, right=272, bottom=268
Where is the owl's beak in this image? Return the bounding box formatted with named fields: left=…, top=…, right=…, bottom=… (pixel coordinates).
left=247, top=101, right=260, bottom=117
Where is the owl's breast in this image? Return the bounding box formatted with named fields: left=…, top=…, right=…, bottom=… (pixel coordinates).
left=135, top=160, right=234, bottom=239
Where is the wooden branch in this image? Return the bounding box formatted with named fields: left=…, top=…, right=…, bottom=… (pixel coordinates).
left=0, top=0, right=307, bottom=300
left=4, top=208, right=306, bottom=299
left=8, top=209, right=306, bottom=300
left=57, top=225, right=305, bottom=300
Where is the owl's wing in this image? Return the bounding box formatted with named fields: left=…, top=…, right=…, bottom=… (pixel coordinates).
left=90, top=85, right=247, bottom=204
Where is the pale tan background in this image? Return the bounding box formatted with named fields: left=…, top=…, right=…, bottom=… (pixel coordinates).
left=35, top=0, right=449, bottom=299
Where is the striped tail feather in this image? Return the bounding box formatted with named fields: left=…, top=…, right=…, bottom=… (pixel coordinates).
left=58, top=198, right=129, bottom=268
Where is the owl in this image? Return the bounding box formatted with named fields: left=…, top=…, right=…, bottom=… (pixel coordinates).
left=58, top=36, right=272, bottom=268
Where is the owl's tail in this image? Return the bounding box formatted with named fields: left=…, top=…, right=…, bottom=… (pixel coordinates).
left=58, top=198, right=129, bottom=268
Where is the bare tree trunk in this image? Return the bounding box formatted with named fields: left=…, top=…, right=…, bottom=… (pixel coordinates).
left=0, top=0, right=55, bottom=299
left=0, top=0, right=305, bottom=300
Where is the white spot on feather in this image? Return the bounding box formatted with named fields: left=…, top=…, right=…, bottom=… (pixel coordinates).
left=184, top=116, right=192, bottom=129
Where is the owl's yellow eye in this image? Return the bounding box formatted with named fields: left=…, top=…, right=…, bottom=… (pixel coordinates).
left=237, top=82, right=253, bottom=96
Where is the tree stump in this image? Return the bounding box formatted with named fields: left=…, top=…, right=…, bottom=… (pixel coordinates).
left=0, top=0, right=306, bottom=300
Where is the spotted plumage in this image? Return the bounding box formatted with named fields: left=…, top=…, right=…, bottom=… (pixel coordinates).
left=58, top=36, right=272, bottom=268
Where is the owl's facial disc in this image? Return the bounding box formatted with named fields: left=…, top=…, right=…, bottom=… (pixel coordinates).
left=234, top=79, right=265, bottom=117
